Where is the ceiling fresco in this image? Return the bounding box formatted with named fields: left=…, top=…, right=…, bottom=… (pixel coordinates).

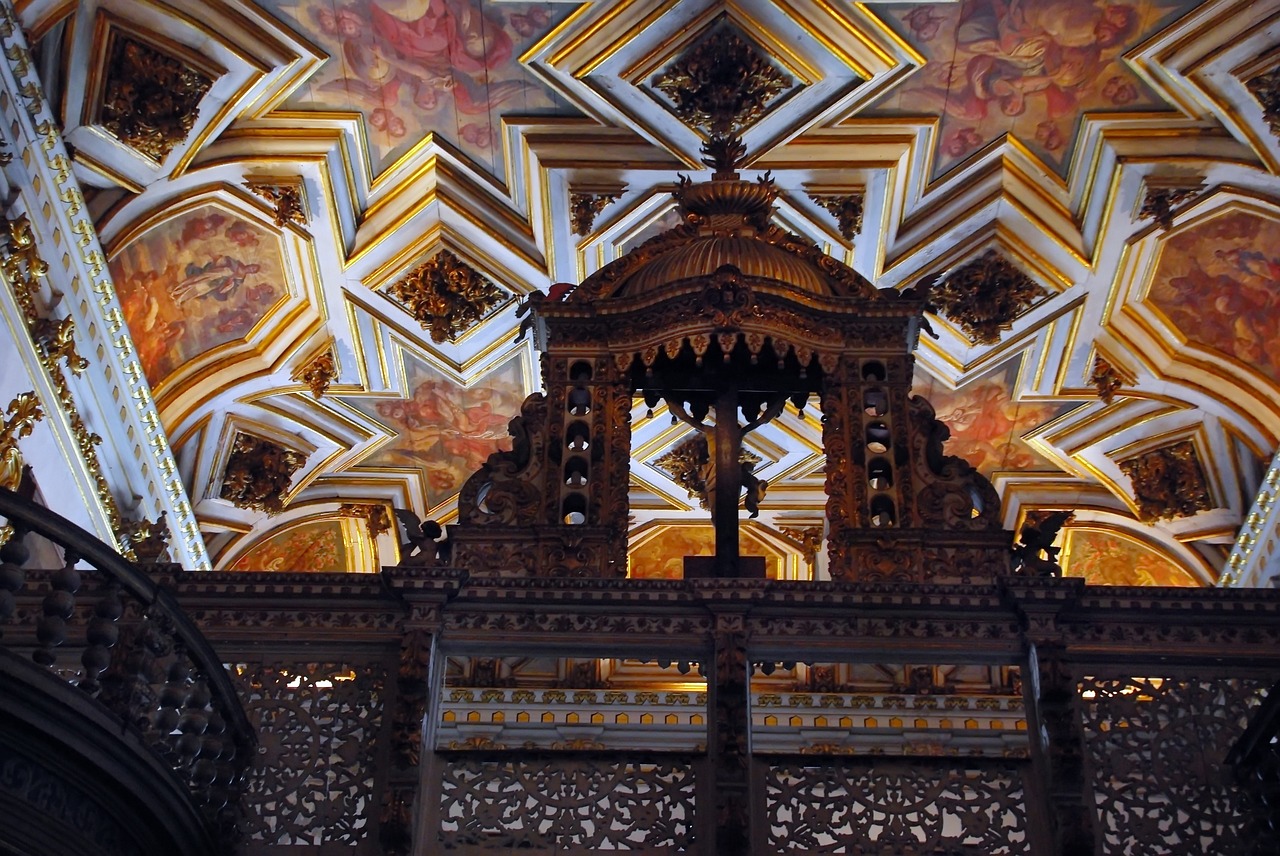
left=32, top=0, right=1280, bottom=581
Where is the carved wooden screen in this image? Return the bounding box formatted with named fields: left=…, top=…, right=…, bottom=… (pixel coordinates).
left=1078, top=674, right=1270, bottom=856
left=235, top=662, right=386, bottom=851
left=765, top=758, right=1032, bottom=853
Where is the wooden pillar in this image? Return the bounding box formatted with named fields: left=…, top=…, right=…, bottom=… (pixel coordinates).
left=713, top=389, right=742, bottom=578
left=707, top=609, right=751, bottom=854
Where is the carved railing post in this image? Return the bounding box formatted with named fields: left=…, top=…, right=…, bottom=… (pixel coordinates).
left=706, top=603, right=752, bottom=855
left=1009, top=578, right=1096, bottom=855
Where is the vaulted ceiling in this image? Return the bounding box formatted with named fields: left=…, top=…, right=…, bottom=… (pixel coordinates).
left=32, top=0, right=1280, bottom=582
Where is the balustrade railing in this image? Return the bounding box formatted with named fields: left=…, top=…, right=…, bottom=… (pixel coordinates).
left=0, top=486, right=255, bottom=847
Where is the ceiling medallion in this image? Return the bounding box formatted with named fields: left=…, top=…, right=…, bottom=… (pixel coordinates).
left=808, top=192, right=865, bottom=241
left=385, top=250, right=507, bottom=344
left=219, top=432, right=306, bottom=514
left=1246, top=65, right=1280, bottom=140
left=931, top=250, right=1047, bottom=345
left=99, top=33, right=214, bottom=162
left=653, top=26, right=793, bottom=173
left=1118, top=441, right=1213, bottom=522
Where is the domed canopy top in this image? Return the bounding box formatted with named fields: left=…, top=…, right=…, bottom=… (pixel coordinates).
left=568, top=175, right=879, bottom=303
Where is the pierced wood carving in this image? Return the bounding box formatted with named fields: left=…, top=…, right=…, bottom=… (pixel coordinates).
left=386, top=250, right=507, bottom=343
left=1119, top=441, right=1212, bottom=522
left=931, top=250, right=1046, bottom=345
left=100, top=33, right=213, bottom=162
left=219, top=432, right=306, bottom=514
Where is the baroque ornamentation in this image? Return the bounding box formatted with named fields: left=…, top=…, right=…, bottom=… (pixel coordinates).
left=32, top=315, right=89, bottom=376
left=385, top=250, right=507, bottom=343
left=654, top=433, right=761, bottom=510
left=1118, top=441, right=1213, bottom=522
left=100, top=33, right=214, bottom=162
left=295, top=347, right=337, bottom=398
left=247, top=180, right=308, bottom=227
left=117, top=512, right=170, bottom=563
left=1090, top=355, right=1127, bottom=403
left=0, top=392, right=43, bottom=491
left=779, top=525, right=823, bottom=569
left=1138, top=177, right=1203, bottom=231
left=569, top=188, right=623, bottom=236
left=930, top=250, right=1047, bottom=344
left=808, top=192, right=865, bottom=240
left=653, top=28, right=793, bottom=138
left=219, top=432, right=306, bottom=514
left=338, top=502, right=393, bottom=540
left=1246, top=65, right=1280, bottom=140
left=1012, top=510, right=1073, bottom=577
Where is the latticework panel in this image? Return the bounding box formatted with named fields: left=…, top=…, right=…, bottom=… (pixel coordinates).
left=235, top=662, right=385, bottom=848
left=765, top=759, right=1030, bottom=853
left=437, top=755, right=697, bottom=851
left=1080, top=675, right=1270, bottom=855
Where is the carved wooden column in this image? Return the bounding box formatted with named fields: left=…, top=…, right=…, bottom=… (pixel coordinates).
left=820, top=357, right=863, bottom=578
left=1010, top=578, right=1097, bottom=855
left=706, top=606, right=752, bottom=855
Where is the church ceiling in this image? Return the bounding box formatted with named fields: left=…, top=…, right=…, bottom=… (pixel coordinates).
left=29, top=0, right=1280, bottom=580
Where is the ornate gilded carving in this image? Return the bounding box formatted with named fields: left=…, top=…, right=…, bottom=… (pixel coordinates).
left=1119, top=441, right=1213, bottom=522
left=779, top=525, right=823, bottom=569
left=247, top=180, right=308, bottom=227
left=32, top=315, right=89, bottom=375
left=457, top=393, right=547, bottom=527
left=808, top=192, right=865, bottom=240
left=295, top=347, right=337, bottom=398
left=569, top=188, right=623, bottom=236
left=0, top=392, right=43, bottom=491
left=339, top=502, right=392, bottom=540
left=1089, top=354, right=1129, bottom=404
left=385, top=250, right=507, bottom=343
left=653, top=28, right=793, bottom=138
left=1137, top=177, right=1202, bottom=231
left=219, top=432, right=306, bottom=514
left=99, top=33, right=214, bottom=162
left=1246, top=65, right=1280, bottom=140
left=118, top=512, right=170, bottom=563
left=930, top=250, right=1047, bottom=344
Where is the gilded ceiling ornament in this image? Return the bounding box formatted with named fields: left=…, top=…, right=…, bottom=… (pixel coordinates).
left=385, top=250, right=507, bottom=343
left=1011, top=510, right=1073, bottom=577
left=219, top=432, right=306, bottom=514
left=1090, top=355, right=1128, bottom=404
left=295, top=347, right=337, bottom=398
left=569, top=189, right=623, bottom=236
left=1246, top=66, right=1280, bottom=140
left=654, top=433, right=760, bottom=510
left=247, top=180, right=308, bottom=228
left=0, top=392, right=43, bottom=491
left=338, top=502, right=393, bottom=540
left=779, top=525, right=823, bottom=568
left=99, top=33, right=214, bottom=162
left=930, top=250, right=1047, bottom=345
left=32, top=315, right=89, bottom=376
left=118, top=512, right=170, bottom=563
left=654, top=28, right=792, bottom=137
left=1137, top=177, right=1203, bottom=232
left=1119, top=441, right=1213, bottom=522
left=808, top=192, right=864, bottom=240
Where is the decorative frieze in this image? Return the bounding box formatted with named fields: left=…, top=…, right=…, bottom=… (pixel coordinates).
left=930, top=250, right=1047, bottom=345
left=385, top=250, right=507, bottom=343
left=99, top=32, right=214, bottom=162
left=219, top=432, right=306, bottom=514
left=1118, top=441, right=1213, bottom=522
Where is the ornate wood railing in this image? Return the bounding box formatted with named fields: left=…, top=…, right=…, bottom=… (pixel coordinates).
left=0, top=487, right=254, bottom=853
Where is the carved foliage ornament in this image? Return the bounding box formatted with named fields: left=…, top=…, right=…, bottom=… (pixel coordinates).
left=1090, top=355, right=1128, bottom=404
left=808, top=192, right=865, bottom=241
left=295, top=347, right=337, bottom=398
left=1246, top=65, right=1280, bottom=140
left=1119, top=440, right=1212, bottom=522
left=0, top=392, right=43, bottom=491
left=386, top=250, right=507, bottom=343
left=338, top=502, right=393, bottom=540
left=219, top=432, right=306, bottom=514
left=100, top=33, right=214, bottom=162
left=569, top=190, right=622, bottom=237
left=1138, top=179, right=1202, bottom=232
left=653, top=28, right=793, bottom=138
left=931, top=250, right=1047, bottom=345
left=654, top=433, right=760, bottom=510
left=247, top=180, right=308, bottom=228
